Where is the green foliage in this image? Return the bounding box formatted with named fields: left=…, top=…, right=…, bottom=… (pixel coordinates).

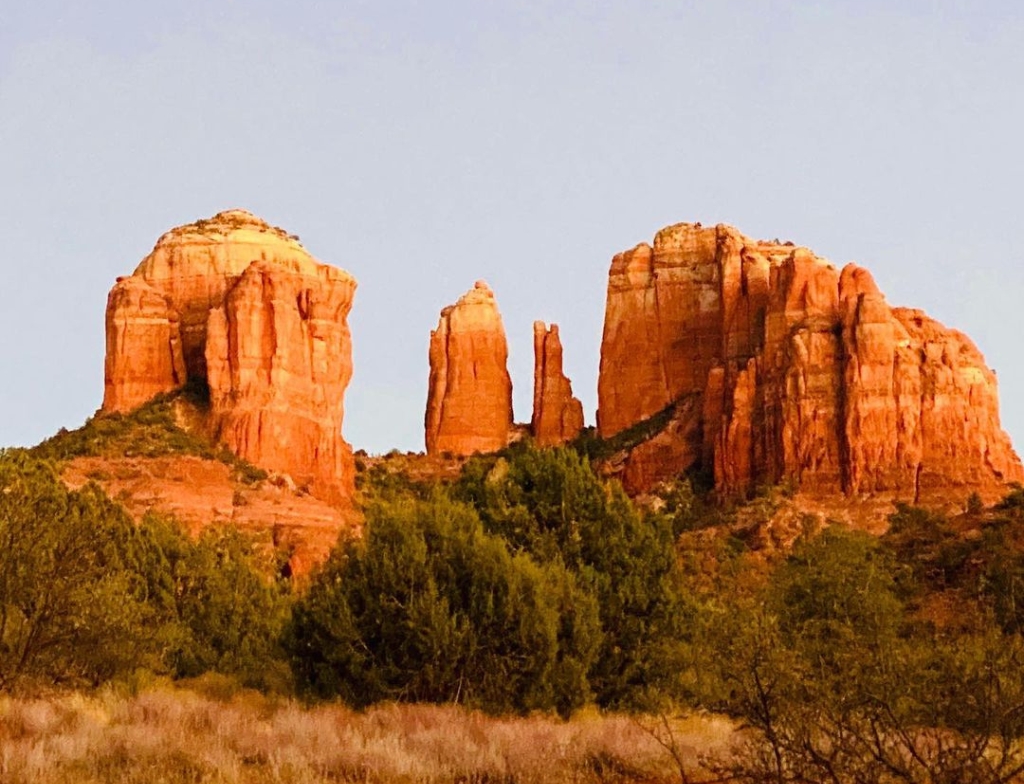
left=455, top=443, right=690, bottom=709
left=692, top=528, right=910, bottom=720
left=355, top=459, right=437, bottom=502
left=140, top=514, right=293, bottom=691
left=571, top=402, right=681, bottom=462
left=882, top=502, right=1024, bottom=634
left=998, top=483, right=1024, bottom=512
left=979, top=526, right=1024, bottom=636
left=0, top=448, right=290, bottom=693
left=230, top=460, right=269, bottom=487
left=656, top=477, right=728, bottom=536
left=770, top=527, right=907, bottom=656
left=287, top=491, right=600, bottom=715
left=31, top=393, right=269, bottom=485
left=883, top=502, right=976, bottom=593
left=32, top=395, right=216, bottom=462
left=0, top=451, right=161, bottom=688
left=966, top=490, right=986, bottom=515
left=699, top=524, right=1024, bottom=784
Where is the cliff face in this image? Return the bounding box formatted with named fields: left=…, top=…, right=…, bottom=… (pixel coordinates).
left=104, top=277, right=186, bottom=413
left=599, top=222, right=1023, bottom=503
left=425, top=281, right=513, bottom=456
left=531, top=322, right=584, bottom=447
left=102, top=210, right=357, bottom=503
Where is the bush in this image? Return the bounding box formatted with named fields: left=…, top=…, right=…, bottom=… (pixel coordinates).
left=770, top=526, right=907, bottom=657
left=0, top=451, right=161, bottom=688
left=287, top=491, right=600, bottom=715
left=700, top=525, right=1024, bottom=784
left=571, top=402, right=682, bottom=462
left=31, top=393, right=269, bottom=485
left=31, top=395, right=216, bottom=462
left=455, top=444, right=690, bottom=709
left=140, top=515, right=293, bottom=691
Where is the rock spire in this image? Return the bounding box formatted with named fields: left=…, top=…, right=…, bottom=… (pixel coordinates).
left=425, top=281, right=513, bottom=456
left=531, top=322, right=584, bottom=447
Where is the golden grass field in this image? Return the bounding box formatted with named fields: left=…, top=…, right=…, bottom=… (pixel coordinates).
left=0, top=681, right=736, bottom=783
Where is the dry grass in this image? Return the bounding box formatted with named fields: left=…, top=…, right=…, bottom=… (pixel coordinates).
left=0, top=684, right=735, bottom=784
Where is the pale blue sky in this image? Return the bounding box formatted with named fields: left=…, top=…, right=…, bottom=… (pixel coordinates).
left=2, top=1, right=1023, bottom=455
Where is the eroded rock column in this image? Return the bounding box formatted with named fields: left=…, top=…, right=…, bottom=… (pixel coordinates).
left=425, top=281, right=513, bottom=456
left=531, top=321, right=584, bottom=447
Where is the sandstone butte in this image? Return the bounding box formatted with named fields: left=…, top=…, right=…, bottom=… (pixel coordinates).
left=532, top=321, right=584, bottom=447
left=103, top=209, right=357, bottom=505
left=597, top=221, right=1024, bottom=504
left=425, top=281, right=513, bottom=456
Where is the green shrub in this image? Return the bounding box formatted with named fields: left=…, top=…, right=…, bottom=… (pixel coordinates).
left=31, top=393, right=271, bottom=486
left=455, top=444, right=690, bottom=709
left=32, top=395, right=215, bottom=462
left=0, top=451, right=163, bottom=688
left=699, top=525, right=1024, bottom=784
left=999, top=483, right=1024, bottom=511
left=140, top=514, right=293, bottom=691
left=356, top=460, right=436, bottom=502
left=769, top=526, right=907, bottom=659
left=571, top=402, right=682, bottom=462
left=287, top=491, right=600, bottom=715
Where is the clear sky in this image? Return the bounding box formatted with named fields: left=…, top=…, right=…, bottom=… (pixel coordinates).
left=2, top=1, right=1023, bottom=455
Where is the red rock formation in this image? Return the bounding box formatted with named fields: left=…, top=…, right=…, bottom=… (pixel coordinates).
left=62, top=455, right=358, bottom=578
left=426, top=281, right=513, bottom=456
left=205, top=259, right=356, bottom=503
left=102, top=209, right=357, bottom=503
left=104, top=277, right=186, bottom=413
left=129, top=209, right=328, bottom=383
left=598, top=222, right=1023, bottom=503
left=531, top=322, right=584, bottom=447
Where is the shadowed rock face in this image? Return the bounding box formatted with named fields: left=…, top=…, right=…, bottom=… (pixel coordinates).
left=102, top=209, right=357, bottom=503
left=598, top=222, right=1024, bottom=503
left=425, top=281, right=513, bottom=456
left=531, top=322, right=584, bottom=447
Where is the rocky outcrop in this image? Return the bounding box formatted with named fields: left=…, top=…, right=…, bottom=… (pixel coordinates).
left=102, top=209, right=357, bottom=503
left=104, top=277, right=186, bottom=413
left=61, top=455, right=358, bottom=578
left=425, top=281, right=513, bottom=456
left=598, top=222, right=1023, bottom=504
left=205, top=259, right=355, bottom=503
left=531, top=322, right=584, bottom=447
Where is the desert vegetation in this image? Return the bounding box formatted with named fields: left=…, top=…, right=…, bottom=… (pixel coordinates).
left=0, top=684, right=734, bottom=783
left=0, top=450, right=289, bottom=692
left=32, top=390, right=268, bottom=485
left=7, top=430, right=1024, bottom=781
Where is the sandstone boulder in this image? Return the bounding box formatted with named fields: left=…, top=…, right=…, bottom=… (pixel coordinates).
left=599, top=222, right=1023, bottom=504
left=531, top=322, right=584, bottom=447
left=425, top=281, right=513, bottom=456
